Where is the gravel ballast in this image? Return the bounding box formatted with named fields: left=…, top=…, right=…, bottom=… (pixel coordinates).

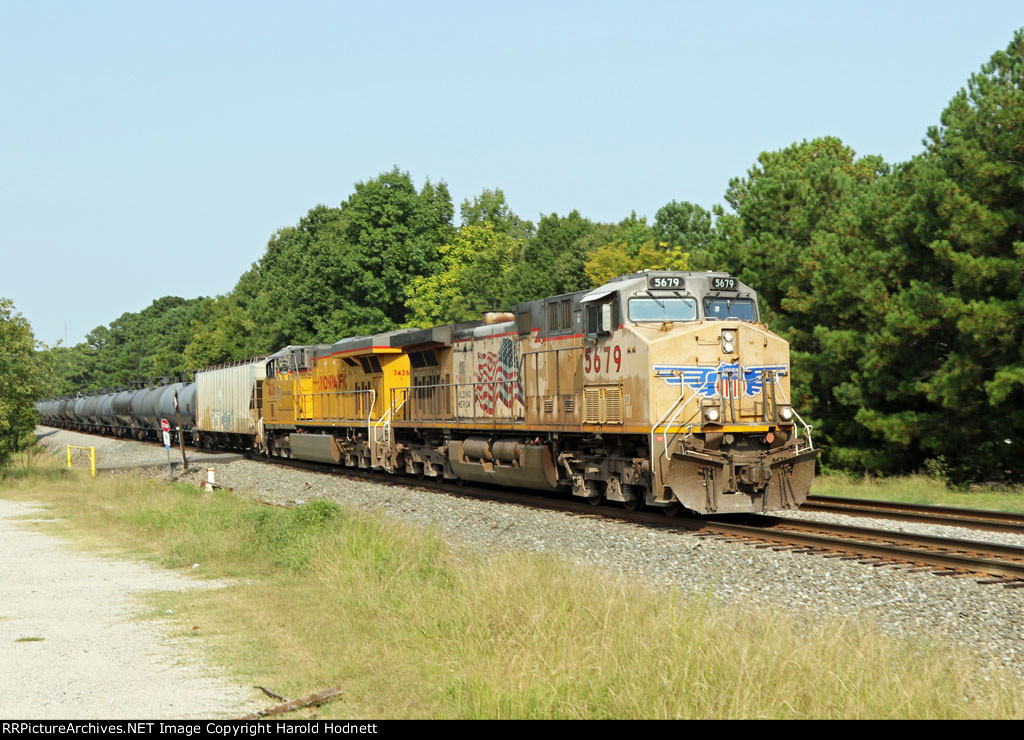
left=35, top=427, right=1024, bottom=682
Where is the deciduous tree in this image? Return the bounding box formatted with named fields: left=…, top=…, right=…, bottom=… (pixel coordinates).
left=0, top=299, right=47, bottom=468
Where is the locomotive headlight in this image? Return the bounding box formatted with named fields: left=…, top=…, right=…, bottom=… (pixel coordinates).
left=721, top=330, right=737, bottom=354
left=780, top=407, right=794, bottom=421
left=722, top=341, right=735, bottom=354
left=722, top=330, right=736, bottom=343
left=705, top=408, right=720, bottom=422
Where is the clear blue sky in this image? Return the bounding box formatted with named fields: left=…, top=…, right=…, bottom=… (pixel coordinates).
left=2, top=1, right=1021, bottom=346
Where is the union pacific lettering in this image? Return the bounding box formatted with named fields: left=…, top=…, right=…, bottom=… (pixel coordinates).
left=317, top=373, right=347, bottom=391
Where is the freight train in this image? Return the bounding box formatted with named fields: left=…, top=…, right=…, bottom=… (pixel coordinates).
left=38, top=271, right=818, bottom=514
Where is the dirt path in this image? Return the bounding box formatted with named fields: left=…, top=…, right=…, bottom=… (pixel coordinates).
left=0, top=499, right=254, bottom=719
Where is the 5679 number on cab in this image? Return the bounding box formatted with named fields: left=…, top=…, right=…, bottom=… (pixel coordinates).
left=584, top=345, right=622, bottom=374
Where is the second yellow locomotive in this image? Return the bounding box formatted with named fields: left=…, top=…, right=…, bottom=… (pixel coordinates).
left=205, top=271, right=817, bottom=515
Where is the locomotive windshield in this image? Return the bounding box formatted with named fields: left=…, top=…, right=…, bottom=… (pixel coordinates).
left=703, top=297, right=757, bottom=321
left=628, top=297, right=697, bottom=322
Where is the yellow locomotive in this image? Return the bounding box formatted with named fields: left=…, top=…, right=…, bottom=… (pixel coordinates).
left=235, top=271, right=817, bottom=515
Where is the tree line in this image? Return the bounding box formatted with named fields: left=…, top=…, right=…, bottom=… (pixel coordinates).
left=29, top=30, right=1024, bottom=483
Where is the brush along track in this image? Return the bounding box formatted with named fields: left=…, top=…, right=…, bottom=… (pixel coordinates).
left=253, top=455, right=1024, bottom=589
left=803, top=495, right=1024, bottom=535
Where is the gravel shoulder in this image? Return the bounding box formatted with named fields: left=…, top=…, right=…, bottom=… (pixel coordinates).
left=0, top=497, right=254, bottom=719
left=36, top=427, right=1024, bottom=682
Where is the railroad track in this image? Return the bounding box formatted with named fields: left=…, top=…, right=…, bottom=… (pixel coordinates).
left=708, top=514, right=1024, bottom=587
left=48, top=428, right=1024, bottom=589
left=803, top=495, right=1024, bottom=535
left=254, top=456, right=1024, bottom=589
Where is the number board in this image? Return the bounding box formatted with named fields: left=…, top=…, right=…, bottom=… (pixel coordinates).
left=710, top=277, right=737, bottom=291
left=648, top=276, right=684, bottom=290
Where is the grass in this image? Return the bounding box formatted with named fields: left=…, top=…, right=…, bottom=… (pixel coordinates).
left=1, top=449, right=1023, bottom=718
left=813, top=473, right=1024, bottom=513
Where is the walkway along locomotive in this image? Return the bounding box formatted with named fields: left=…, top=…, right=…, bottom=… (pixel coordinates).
left=39, top=271, right=818, bottom=515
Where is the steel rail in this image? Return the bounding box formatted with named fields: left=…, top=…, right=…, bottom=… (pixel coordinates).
left=803, top=495, right=1024, bottom=535
left=697, top=518, right=1024, bottom=583
left=723, top=513, right=1024, bottom=566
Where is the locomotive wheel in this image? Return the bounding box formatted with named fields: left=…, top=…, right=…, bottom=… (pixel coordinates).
left=620, top=482, right=642, bottom=512
left=661, top=501, right=682, bottom=517
left=585, top=480, right=604, bottom=506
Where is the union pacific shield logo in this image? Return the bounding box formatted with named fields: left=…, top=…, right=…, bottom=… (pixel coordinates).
left=652, top=363, right=787, bottom=398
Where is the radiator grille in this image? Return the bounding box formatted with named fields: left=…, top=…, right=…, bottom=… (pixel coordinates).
left=604, top=387, right=622, bottom=424
left=584, top=389, right=601, bottom=424
left=581, top=385, right=624, bottom=424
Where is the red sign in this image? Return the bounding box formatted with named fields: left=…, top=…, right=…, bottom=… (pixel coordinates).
left=160, top=418, right=171, bottom=433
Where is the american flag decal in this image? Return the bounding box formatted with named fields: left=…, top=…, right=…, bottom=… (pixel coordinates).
left=476, top=338, right=524, bottom=415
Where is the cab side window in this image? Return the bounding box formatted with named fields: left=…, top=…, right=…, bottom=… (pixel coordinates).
left=585, top=301, right=614, bottom=337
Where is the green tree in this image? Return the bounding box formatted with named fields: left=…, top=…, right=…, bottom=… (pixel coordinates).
left=182, top=293, right=259, bottom=369
left=698, top=137, right=888, bottom=320
left=584, top=240, right=689, bottom=286
left=40, top=296, right=210, bottom=393
left=504, top=211, right=598, bottom=302
left=653, top=200, right=716, bottom=254
left=239, top=168, right=456, bottom=349
left=405, top=223, right=522, bottom=325
left=337, top=168, right=455, bottom=327
left=460, top=188, right=535, bottom=240
left=839, top=30, right=1024, bottom=481
left=0, top=299, right=48, bottom=468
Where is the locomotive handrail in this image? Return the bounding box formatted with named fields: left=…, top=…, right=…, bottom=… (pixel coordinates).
left=663, top=398, right=702, bottom=461
left=773, top=376, right=814, bottom=451
left=373, top=391, right=409, bottom=443
left=292, top=387, right=377, bottom=424
left=659, top=393, right=700, bottom=462
left=372, top=389, right=408, bottom=472
left=650, top=380, right=693, bottom=462
left=363, top=389, right=376, bottom=466
left=388, top=379, right=526, bottom=427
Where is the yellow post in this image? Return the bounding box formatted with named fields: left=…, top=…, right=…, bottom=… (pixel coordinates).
left=66, top=446, right=97, bottom=477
